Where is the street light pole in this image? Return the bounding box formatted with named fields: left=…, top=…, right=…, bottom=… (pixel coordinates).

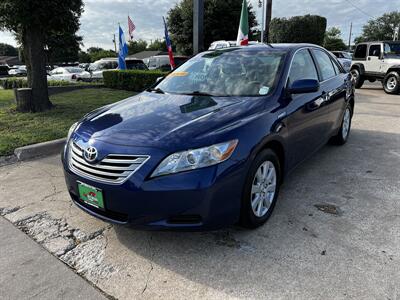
left=260, top=0, right=265, bottom=43
left=348, top=22, right=353, bottom=50
left=193, top=0, right=204, bottom=55
left=265, top=0, right=272, bottom=43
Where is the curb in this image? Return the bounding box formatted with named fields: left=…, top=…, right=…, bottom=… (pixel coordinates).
left=14, top=138, right=66, bottom=161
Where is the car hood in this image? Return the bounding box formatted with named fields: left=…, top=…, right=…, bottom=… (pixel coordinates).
left=75, top=92, right=267, bottom=151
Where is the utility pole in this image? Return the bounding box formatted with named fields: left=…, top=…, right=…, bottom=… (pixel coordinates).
left=348, top=22, right=353, bottom=50
left=265, top=0, right=272, bottom=43
left=193, top=0, right=204, bottom=55
left=113, top=34, right=117, bottom=54
left=259, top=0, right=265, bottom=43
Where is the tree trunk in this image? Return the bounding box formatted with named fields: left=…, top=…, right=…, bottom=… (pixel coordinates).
left=19, top=27, right=52, bottom=112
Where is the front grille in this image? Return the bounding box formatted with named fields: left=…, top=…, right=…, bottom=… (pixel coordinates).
left=68, top=141, right=150, bottom=184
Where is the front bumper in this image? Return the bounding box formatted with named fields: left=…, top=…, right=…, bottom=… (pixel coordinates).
left=63, top=153, right=246, bottom=231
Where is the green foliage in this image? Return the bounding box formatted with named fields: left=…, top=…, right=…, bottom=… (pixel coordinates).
left=128, top=40, right=148, bottom=55
left=270, top=15, right=327, bottom=46
left=0, top=77, right=94, bottom=89
left=83, top=48, right=116, bottom=62
left=147, top=39, right=168, bottom=52
left=324, top=27, right=347, bottom=51
left=103, top=70, right=168, bottom=91
left=0, top=88, right=135, bottom=156
left=0, top=43, right=18, bottom=56
left=167, top=0, right=258, bottom=55
left=355, top=11, right=400, bottom=43
left=78, top=51, right=91, bottom=63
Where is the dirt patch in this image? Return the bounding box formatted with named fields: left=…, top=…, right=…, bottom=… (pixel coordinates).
left=314, top=203, right=343, bottom=216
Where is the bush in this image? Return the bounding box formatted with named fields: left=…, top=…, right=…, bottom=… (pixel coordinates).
left=103, top=70, right=168, bottom=92
left=270, top=15, right=327, bottom=46
left=0, top=77, right=93, bottom=89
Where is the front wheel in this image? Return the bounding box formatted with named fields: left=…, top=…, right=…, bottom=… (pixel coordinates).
left=240, top=149, right=281, bottom=229
left=383, top=72, right=400, bottom=94
left=350, top=68, right=364, bottom=89
left=331, top=104, right=352, bottom=145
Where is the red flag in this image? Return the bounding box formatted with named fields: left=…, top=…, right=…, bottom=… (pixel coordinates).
left=163, top=17, right=175, bottom=69
left=128, top=16, right=136, bottom=40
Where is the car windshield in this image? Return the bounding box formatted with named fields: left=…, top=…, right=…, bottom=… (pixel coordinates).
left=155, top=49, right=286, bottom=97
left=384, top=42, right=400, bottom=57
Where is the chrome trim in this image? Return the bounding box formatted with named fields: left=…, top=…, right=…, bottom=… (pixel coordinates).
left=68, top=141, right=150, bottom=185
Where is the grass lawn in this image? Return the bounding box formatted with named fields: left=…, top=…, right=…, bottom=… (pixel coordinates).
left=0, top=88, right=136, bottom=156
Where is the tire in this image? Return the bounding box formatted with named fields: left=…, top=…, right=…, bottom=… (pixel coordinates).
left=331, top=103, right=352, bottom=145
left=240, top=149, right=281, bottom=229
left=383, top=71, right=400, bottom=94
left=350, top=68, right=364, bottom=89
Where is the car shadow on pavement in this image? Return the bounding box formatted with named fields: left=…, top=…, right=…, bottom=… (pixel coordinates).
left=112, top=128, right=400, bottom=298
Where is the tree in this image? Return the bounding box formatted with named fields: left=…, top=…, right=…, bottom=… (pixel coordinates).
left=0, top=0, right=84, bottom=112
left=355, top=11, right=400, bottom=43
left=127, top=40, right=148, bottom=55
left=0, top=43, right=18, bottom=56
left=167, top=0, right=258, bottom=55
left=270, top=15, right=327, bottom=46
left=147, top=39, right=168, bottom=52
left=84, top=47, right=117, bottom=62
left=324, top=27, right=347, bottom=51
left=47, top=32, right=82, bottom=64
left=78, top=51, right=91, bottom=63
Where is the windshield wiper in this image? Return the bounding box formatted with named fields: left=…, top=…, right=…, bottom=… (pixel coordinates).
left=147, top=87, right=165, bottom=94
left=184, top=91, right=216, bottom=97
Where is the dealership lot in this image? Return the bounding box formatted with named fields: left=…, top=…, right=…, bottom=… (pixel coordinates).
left=0, top=85, right=399, bottom=299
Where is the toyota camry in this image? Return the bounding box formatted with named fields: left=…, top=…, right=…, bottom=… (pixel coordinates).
left=62, top=44, right=354, bottom=230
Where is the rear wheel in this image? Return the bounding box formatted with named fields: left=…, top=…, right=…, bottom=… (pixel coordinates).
left=240, top=149, right=281, bottom=229
left=350, top=68, right=364, bottom=89
left=383, top=72, right=400, bottom=94
left=331, top=104, right=352, bottom=145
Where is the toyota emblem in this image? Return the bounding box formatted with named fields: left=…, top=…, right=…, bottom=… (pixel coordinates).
left=84, top=146, right=98, bottom=163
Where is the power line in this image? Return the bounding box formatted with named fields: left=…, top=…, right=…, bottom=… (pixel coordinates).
left=344, top=0, right=375, bottom=19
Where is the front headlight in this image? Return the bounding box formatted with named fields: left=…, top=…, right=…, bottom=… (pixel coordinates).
left=151, top=140, right=239, bottom=177
left=67, top=122, right=78, bottom=142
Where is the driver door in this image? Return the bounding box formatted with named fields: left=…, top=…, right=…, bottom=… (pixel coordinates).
left=285, top=49, right=328, bottom=168
left=366, top=44, right=383, bottom=74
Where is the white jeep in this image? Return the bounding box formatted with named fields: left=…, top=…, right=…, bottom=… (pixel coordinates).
left=351, top=41, right=400, bottom=94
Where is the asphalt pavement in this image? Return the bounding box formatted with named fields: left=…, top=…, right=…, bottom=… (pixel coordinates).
left=0, top=84, right=399, bottom=299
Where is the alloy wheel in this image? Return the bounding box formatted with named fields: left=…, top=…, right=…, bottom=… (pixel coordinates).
left=342, top=107, right=351, bottom=139
left=251, top=161, right=277, bottom=218
left=386, top=76, right=397, bottom=91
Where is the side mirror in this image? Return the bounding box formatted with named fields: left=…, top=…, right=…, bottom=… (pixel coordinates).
left=288, top=79, right=320, bottom=94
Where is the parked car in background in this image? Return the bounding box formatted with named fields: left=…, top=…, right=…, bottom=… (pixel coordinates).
left=78, top=58, right=119, bottom=81
left=79, top=63, right=90, bottom=71
left=331, top=51, right=352, bottom=72
left=63, top=44, right=354, bottom=230
left=147, top=55, right=189, bottom=71
left=48, top=67, right=90, bottom=82
left=351, top=41, right=400, bottom=94
left=0, top=65, right=9, bottom=77
left=8, top=65, right=27, bottom=77
left=125, top=58, right=148, bottom=70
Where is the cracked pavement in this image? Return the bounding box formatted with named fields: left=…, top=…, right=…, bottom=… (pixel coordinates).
left=0, top=85, right=399, bottom=299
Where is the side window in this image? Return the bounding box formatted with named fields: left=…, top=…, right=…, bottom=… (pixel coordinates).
left=289, top=49, right=319, bottom=83
left=312, top=49, right=337, bottom=81
left=331, top=59, right=341, bottom=75
left=149, top=58, right=157, bottom=68
left=368, top=44, right=381, bottom=57
left=354, top=44, right=367, bottom=59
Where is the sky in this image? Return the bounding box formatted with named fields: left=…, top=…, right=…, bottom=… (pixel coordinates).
left=0, top=0, right=395, bottom=51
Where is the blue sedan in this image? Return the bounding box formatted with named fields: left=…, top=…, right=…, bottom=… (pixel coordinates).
left=62, top=44, right=355, bottom=230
